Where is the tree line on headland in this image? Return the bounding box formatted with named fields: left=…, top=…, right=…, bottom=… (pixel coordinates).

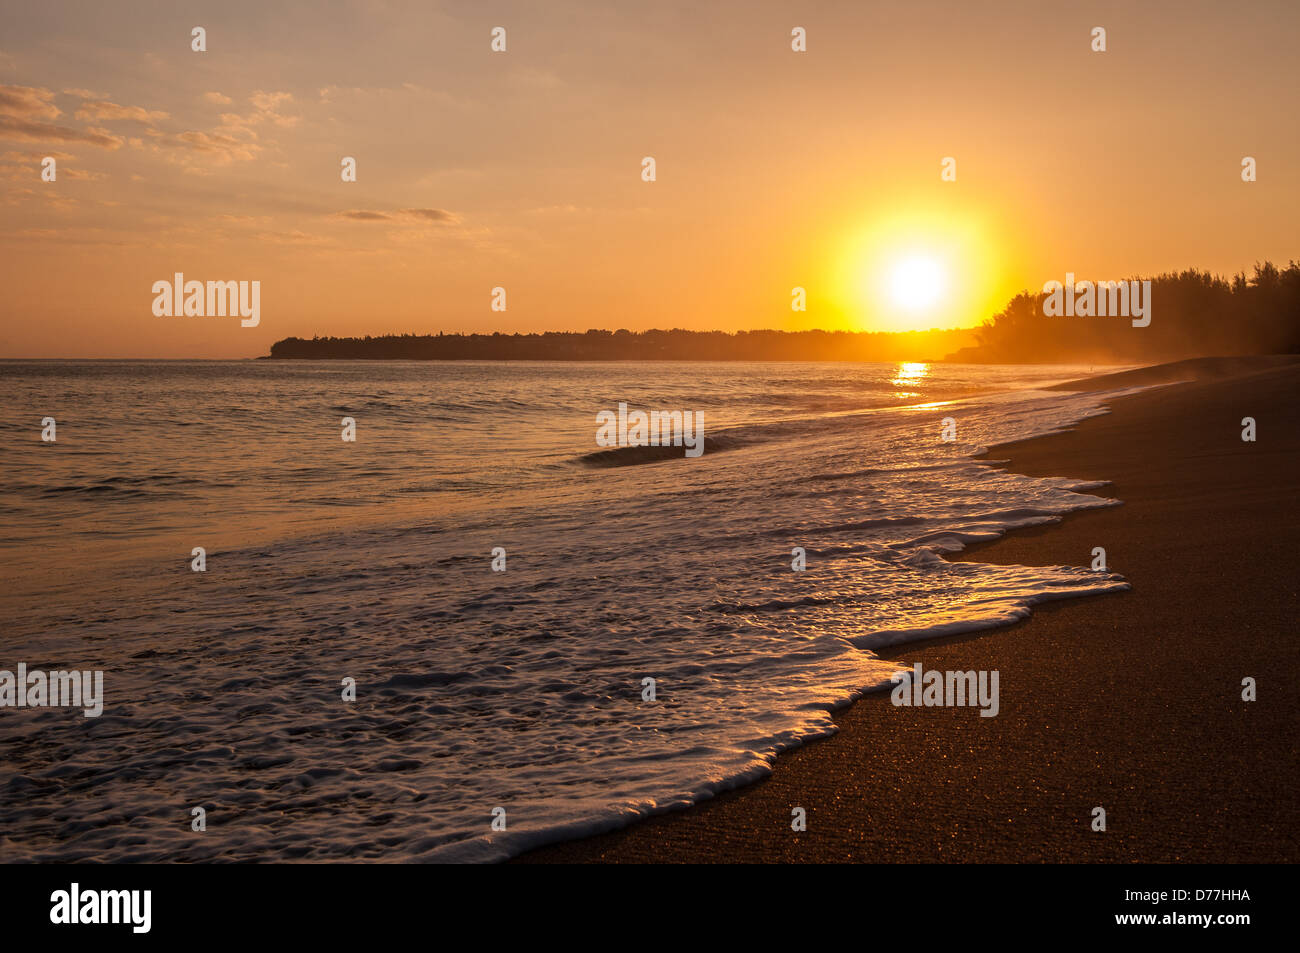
left=267, top=327, right=977, bottom=362
left=266, top=261, right=1299, bottom=363
left=947, top=261, right=1300, bottom=363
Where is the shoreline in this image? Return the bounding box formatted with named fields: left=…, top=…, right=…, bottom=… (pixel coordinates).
left=515, top=356, right=1300, bottom=863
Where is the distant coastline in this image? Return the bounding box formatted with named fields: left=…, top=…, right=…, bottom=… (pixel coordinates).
left=264, top=328, right=977, bottom=362
left=266, top=261, right=1300, bottom=364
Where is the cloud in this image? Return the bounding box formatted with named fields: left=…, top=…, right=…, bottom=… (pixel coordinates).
left=401, top=208, right=459, bottom=223
left=0, top=116, right=124, bottom=149
left=253, top=229, right=332, bottom=246
left=45, top=88, right=303, bottom=174
left=247, top=90, right=298, bottom=127
left=38, top=190, right=79, bottom=210
left=507, top=68, right=565, bottom=91
left=2, top=149, right=73, bottom=160
left=332, top=208, right=461, bottom=224
left=0, top=184, right=35, bottom=203
left=0, top=85, right=61, bottom=119
left=0, top=86, right=129, bottom=148
left=144, top=127, right=261, bottom=164
left=74, top=100, right=169, bottom=124
left=318, top=83, right=464, bottom=110
left=0, top=152, right=106, bottom=183
left=0, top=226, right=133, bottom=247
left=317, top=86, right=359, bottom=104
left=62, top=88, right=110, bottom=100
left=0, top=181, right=78, bottom=208
left=211, top=91, right=299, bottom=143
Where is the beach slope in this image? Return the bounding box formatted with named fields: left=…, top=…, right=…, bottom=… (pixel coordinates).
left=516, top=356, right=1299, bottom=863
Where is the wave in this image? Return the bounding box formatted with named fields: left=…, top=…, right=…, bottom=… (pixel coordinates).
left=575, top=432, right=752, bottom=467
left=0, top=361, right=1151, bottom=864
left=35, top=474, right=206, bottom=500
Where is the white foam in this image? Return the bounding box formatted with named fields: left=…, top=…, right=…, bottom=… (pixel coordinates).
left=0, top=363, right=1143, bottom=862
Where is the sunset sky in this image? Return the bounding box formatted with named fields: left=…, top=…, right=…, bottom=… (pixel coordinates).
left=1, top=0, right=1296, bottom=358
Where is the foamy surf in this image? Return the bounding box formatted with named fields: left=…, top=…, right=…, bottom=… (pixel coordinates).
left=0, top=362, right=1141, bottom=862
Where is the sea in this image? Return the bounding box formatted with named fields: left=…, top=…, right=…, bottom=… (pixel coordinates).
left=0, top=360, right=1138, bottom=861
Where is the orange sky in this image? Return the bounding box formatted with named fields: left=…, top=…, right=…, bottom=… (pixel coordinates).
left=1, top=0, right=1297, bottom=358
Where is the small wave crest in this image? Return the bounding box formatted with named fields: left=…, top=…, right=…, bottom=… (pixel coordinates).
left=575, top=433, right=749, bottom=467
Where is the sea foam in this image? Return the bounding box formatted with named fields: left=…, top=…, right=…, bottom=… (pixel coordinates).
left=0, top=361, right=1140, bottom=862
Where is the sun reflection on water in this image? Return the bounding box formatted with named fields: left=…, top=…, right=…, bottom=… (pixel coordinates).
left=891, top=361, right=930, bottom=398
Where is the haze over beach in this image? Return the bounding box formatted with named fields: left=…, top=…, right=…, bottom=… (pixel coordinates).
left=0, top=0, right=1297, bottom=907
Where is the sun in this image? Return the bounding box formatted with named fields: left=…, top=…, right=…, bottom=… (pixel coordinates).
left=889, top=255, right=946, bottom=312
left=826, top=204, right=1014, bottom=333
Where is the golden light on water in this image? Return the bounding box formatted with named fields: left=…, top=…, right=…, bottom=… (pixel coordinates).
left=891, top=361, right=931, bottom=386
left=891, top=361, right=931, bottom=397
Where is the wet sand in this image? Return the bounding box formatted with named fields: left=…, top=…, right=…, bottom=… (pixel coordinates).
left=516, top=356, right=1300, bottom=863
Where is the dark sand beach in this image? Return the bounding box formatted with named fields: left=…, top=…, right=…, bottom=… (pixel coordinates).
left=517, top=356, right=1300, bottom=863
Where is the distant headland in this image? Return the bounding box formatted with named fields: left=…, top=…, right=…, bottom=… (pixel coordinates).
left=266, top=261, right=1300, bottom=364
left=265, top=328, right=977, bottom=362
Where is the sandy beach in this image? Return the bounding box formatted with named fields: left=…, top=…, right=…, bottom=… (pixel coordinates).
left=517, top=356, right=1300, bottom=863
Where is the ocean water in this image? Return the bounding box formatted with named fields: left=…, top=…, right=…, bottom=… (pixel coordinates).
left=0, top=360, right=1136, bottom=862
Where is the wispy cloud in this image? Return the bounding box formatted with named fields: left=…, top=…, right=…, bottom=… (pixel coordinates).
left=401, top=208, right=459, bottom=222
left=0, top=115, right=123, bottom=148
left=0, top=86, right=301, bottom=172
left=253, top=228, right=333, bottom=246
left=0, top=85, right=60, bottom=119
left=2, top=150, right=107, bottom=183
left=143, top=127, right=261, bottom=166
left=0, top=85, right=129, bottom=148
left=141, top=93, right=298, bottom=169
left=74, top=100, right=169, bottom=124
left=332, top=207, right=461, bottom=224
left=243, top=90, right=298, bottom=128
left=2, top=148, right=73, bottom=160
